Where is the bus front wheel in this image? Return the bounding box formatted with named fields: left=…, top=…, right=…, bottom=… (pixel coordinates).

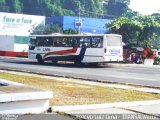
left=36, top=55, right=44, bottom=64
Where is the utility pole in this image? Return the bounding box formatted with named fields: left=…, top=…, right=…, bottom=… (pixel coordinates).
left=78, top=7, right=81, bottom=34
left=75, top=6, right=82, bottom=34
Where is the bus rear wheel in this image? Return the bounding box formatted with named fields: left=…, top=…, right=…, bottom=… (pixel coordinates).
left=74, top=59, right=82, bottom=65
left=88, top=63, right=99, bottom=66
left=52, top=60, right=58, bottom=64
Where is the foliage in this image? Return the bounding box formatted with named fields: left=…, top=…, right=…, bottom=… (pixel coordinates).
left=63, top=29, right=78, bottom=34
left=31, top=24, right=78, bottom=35
left=31, top=24, right=63, bottom=35
left=0, top=0, right=130, bottom=18
left=106, top=11, right=160, bottom=49
left=30, top=24, right=45, bottom=35
left=154, top=57, right=160, bottom=65
left=107, top=16, right=138, bottom=45
left=105, top=0, right=130, bottom=17
left=45, top=24, right=63, bottom=34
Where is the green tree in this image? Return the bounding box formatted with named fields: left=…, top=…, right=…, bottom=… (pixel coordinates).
left=44, top=24, right=63, bottom=34
left=31, top=24, right=63, bottom=35
left=0, top=0, right=132, bottom=18
left=106, top=14, right=160, bottom=48
left=63, top=29, right=78, bottom=34
left=14, top=0, right=21, bottom=13
left=151, top=13, right=160, bottom=23
left=30, top=24, right=46, bottom=35
left=106, top=17, right=141, bottom=46
left=104, top=0, right=130, bottom=18
left=0, top=0, right=9, bottom=12
left=6, top=0, right=21, bottom=13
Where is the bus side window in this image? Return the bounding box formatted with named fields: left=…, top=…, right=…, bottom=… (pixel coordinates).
left=64, top=37, right=71, bottom=47
left=45, top=38, right=52, bottom=47
left=70, top=37, right=78, bottom=47
left=64, top=37, right=77, bottom=47
left=53, top=38, right=62, bottom=47
left=84, top=37, right=91, bottom=48
left=72, top=40, right=76, bottom=47
left=74, top=37, right=80, bottom=47
left=52, top=38, right=58, bottom=47
left=79, top=37, right=84, bottom=47
left=53, top=41, right=58, bottom=46
left=97, top=38, right=102, bottom=48
left=36, top=39, right=41, bottom=46
left=30, top=39, right=37, bottom=46
left=91, top=37, right=102, bottom=48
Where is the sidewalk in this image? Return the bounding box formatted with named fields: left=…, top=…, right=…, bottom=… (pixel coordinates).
left=52, top=100, right=160, bottom=119
left=52, top=100, right=160, bottom=113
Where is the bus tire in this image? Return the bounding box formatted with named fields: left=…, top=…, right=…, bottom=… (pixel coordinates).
left=74, top=60, right=82, bottom=65
left=88, top=63, right=99, bottom=66
left=52, top=60, right=58, bottom=64
left=36, top=54, right=44, bottom=64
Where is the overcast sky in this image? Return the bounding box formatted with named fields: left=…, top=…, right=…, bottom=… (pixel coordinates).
left=129, top=0, right=160, bottom=15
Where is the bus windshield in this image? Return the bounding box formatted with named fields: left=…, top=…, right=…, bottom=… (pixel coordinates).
left=107, top=36, right=122, bottom=46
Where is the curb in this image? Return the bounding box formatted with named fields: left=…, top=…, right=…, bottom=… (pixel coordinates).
left=107, top=63, right=160, bottom=69
left=0, top=79, right=24, bottom=86
left=51, top=100, right=160, bottom=112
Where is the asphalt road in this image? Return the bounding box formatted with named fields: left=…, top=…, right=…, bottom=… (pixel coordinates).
left=0, top=57, right=160, bottom=88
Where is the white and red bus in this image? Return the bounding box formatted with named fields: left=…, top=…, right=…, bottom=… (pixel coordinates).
left=28, top=34, right=123, bottom=64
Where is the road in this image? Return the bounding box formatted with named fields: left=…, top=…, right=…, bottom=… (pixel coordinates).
left=0, top=57, right=160, bottom=88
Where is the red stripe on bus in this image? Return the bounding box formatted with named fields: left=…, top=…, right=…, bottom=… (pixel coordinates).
left=43, top=47, right=78, bottom=58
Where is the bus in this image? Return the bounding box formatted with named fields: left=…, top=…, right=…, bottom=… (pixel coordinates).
left=28, top=34, right=123, bottom=64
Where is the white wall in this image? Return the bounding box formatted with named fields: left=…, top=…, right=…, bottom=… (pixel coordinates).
left=14, top=44, right=28, bottom=52
left=0, top=12, right=45, bottom=36
left=0, top=36, right=14, bottom=51
left=0, top=12, right=45, bottom=54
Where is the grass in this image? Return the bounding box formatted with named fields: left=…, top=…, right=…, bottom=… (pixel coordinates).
left=0, top=71, right=160, bottom=106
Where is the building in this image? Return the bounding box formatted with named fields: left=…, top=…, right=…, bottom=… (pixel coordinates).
left=46, top=16, right=112, bottom=34
left=0, top=12, right=45, bottom=57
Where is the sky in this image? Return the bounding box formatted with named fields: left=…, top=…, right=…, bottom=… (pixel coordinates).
left=129, top=0, right=160, bottom=15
